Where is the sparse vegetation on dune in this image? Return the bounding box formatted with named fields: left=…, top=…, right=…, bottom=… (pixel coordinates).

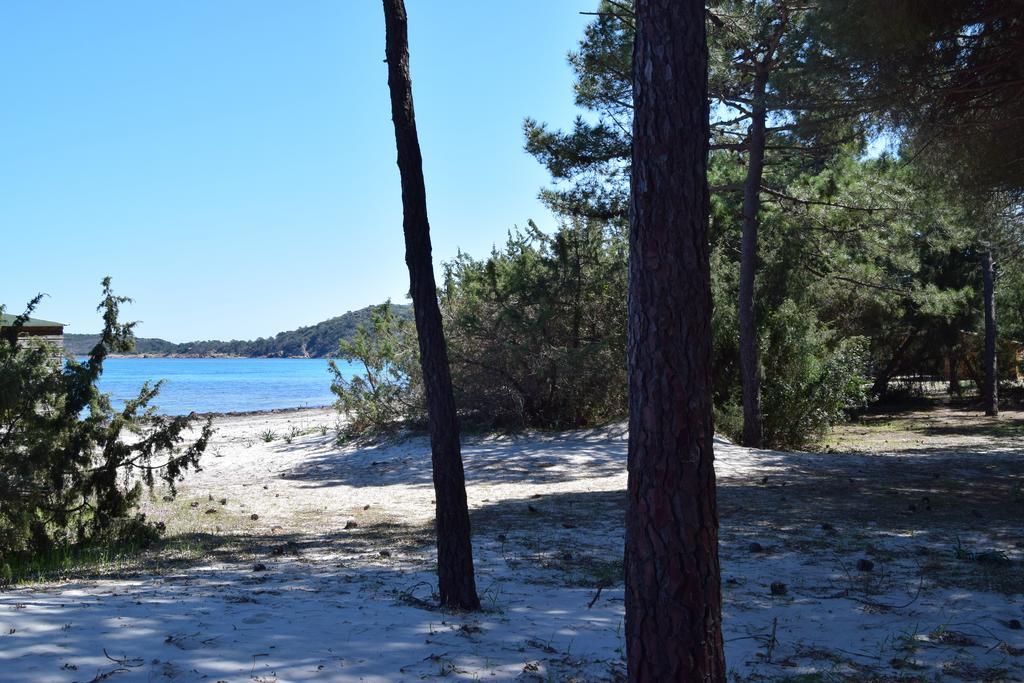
left=2, top=403, right=1021, bottom=679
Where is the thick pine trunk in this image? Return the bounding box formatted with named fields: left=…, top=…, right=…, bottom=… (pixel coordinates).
left=739, top=68, right=768, bottom=449
left=624, top=0, right=725, bottom=680
left=382, top=0, right=480, bottom=611
left=982, top=249, right=998, bottom=416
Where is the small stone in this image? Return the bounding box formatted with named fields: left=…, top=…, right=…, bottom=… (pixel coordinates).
left=219, top=498, right=227, bottom=505
left=856, top=558, right=874, bottom=572
left=748, top=542, right=765, bottom=553
left=344, top=520, right=358, bottom=530
left=770, top=582, right=787, bottom=596
left=252, top=563, right=267, bottom=572
left=363, top=504, right=370, bottom=510
left=250, top=514, right=259, bottom=521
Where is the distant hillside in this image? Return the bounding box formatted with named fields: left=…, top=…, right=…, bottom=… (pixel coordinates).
left=64, top=334, right=180, bottom=356
left=64, top=303, right=413, bottom=358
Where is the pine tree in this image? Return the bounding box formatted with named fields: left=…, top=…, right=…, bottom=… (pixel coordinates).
left=814, top=0, right=1024, bottom=192
left=381, top=0, right=480, bottom=611
left=624, top=0, right=725, bottom=678
left=527, top=1, right=871, bottom=447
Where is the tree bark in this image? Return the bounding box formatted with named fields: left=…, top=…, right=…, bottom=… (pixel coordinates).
left=739, top=67, right=768, bottom=449
left=382, top=0, right=480, bottom=610
left=870, top=332, right=915, bottom=398
left=982, top=249, right=998, bottom=416
left=624, top=0, right=725, bottom=680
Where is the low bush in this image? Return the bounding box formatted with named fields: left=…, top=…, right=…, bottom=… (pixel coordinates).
left=330, top=301, right=424, bottom=437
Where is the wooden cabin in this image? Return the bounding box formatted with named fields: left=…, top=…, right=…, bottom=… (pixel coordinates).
left=0, top=314, right=65, bottom=350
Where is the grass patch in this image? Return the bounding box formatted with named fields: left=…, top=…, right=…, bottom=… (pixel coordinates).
left=3, top=540, right=150, bottom=586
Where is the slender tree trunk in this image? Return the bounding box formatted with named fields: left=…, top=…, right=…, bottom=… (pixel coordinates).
left=982, top=249, right=998, bottom=416
left=382, top=0, right=480, bottom=610
left=624, top=0, right=725, bottom=679
left=870, top=332, right=915, bottom=398
left=738, top=68, right=768, bottom=449
left=947, top=352, right=962, bottom=396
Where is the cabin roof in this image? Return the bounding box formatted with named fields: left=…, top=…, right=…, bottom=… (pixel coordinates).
left=0, top=314, right=65, bottom=328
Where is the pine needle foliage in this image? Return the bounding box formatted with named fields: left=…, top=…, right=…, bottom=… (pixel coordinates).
left=0, top=278, right=212, bottom=580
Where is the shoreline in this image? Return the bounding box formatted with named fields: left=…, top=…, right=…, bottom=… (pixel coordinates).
left=188, top=403, right=334, bottom=419
left=96, top=353, right=338, bottom=360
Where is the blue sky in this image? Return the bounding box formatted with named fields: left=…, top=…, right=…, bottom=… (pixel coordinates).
left=0, top=1, right=594, bottom=341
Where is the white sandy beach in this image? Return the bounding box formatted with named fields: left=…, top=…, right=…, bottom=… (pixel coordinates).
left=1, top=408, right=1022, bottom=682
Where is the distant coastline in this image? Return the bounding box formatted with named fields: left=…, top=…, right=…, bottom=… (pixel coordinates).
left=65, top=303, right=412, bottom=359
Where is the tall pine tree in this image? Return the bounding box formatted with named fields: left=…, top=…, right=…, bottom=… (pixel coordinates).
left=382, top=0, right=480, bottom=611
left=624, top=0, right=725, bottom=678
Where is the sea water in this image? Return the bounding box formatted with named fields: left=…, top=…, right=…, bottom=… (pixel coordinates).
left=88, top=357, right=361, bottom=415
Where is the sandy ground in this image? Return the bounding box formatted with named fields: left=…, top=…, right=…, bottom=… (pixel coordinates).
left=1, top=406, right=1022, bottom=682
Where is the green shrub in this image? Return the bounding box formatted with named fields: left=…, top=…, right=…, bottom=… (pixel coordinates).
left=0, top=279, right=211, bottom=572
left=331, top=221, right=627, bottom=434
left=760, top=300, right=869, bottom=449
left=330, top=301, right=424, bottom=436
left=442, top=219, right=628, bottom=429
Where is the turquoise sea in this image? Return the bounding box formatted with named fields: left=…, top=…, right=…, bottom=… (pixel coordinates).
left=89, top=357, right=361, bottom=415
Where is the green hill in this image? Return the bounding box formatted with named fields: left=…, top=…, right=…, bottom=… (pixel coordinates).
left=64, top=303, right=412, bottom=358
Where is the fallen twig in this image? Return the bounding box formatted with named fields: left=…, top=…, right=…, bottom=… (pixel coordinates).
left=102, top=649, right=144, bottom=668
left=250, top=652, right=268, bottom=678
left=84, top=667, right=130, bottom=683
left=587, top=581, right=608, bottom=609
